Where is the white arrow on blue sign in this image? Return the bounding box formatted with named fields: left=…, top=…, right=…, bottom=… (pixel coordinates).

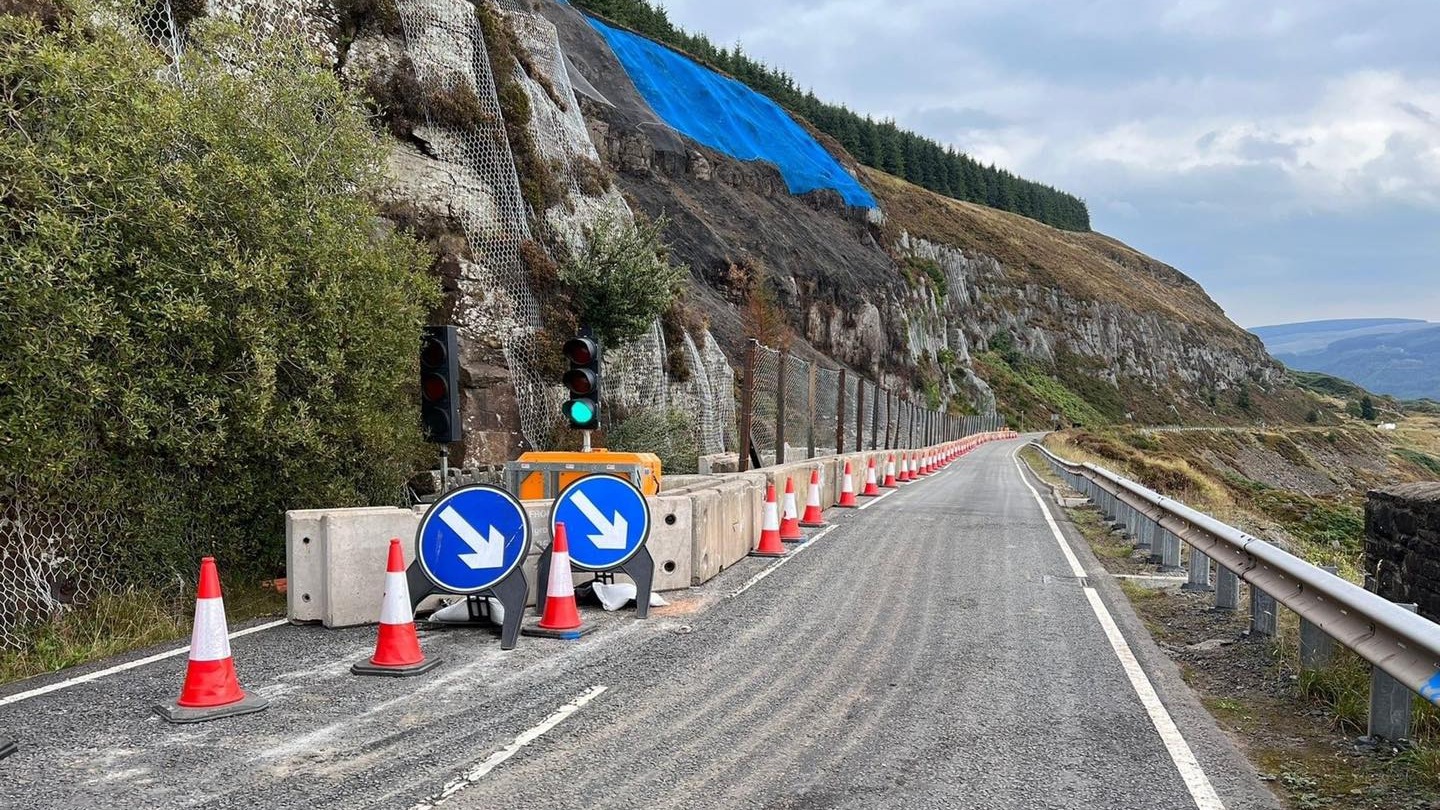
left=416, top=485, right=531, bottom=594
left=551, top=475, right=651, bottom=571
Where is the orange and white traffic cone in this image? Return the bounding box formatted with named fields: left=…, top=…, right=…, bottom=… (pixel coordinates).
left=837, top=461, right=859, bottom=508
left=354, top=539, right=441, bottom=677
left=882, top=455, right=898, bottom=488
left=800, top=467, right=828, bottom=528
left=898, top=454, right=910, bottom=483
left=155, top=558, right=269, bottom=724
left=862, top=457, right=881, bottom=496
left=526, top=523, right=590, bottom=639
left=779, top=478, right=805, bottom=542
left=751, top=483, right=789, bottom=557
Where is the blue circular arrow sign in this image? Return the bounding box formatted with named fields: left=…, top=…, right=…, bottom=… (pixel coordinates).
left=415, top=485, right=531, bottom=594
left=551, top=475, right=651, bottom=571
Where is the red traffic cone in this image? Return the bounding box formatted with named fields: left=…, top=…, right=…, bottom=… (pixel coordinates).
left=862, top=457, right=881, bottom=496
left=751, top=483, right=789, bottom=557
left=780, top=478, right=805, bottom=542
left=155, top=558, right=269, bottom=724
left=837, top=461, right=859, bottom=508
left=920, top=453, right=933, bottom=476
left=882, top=455, right=898, bottom=488
left=526, top=523, right=590, bottom=639
left=898, top=455, right=910, bottom=483
left=800, top=467, right=828, bottom=528
left=354, top=539, right=441, bottom=677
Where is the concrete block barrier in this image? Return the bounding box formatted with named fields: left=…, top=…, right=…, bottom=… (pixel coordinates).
left=286, top=434, right=1016, bottom=624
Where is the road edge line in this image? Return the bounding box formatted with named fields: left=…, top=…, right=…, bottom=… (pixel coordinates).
left=1012, top=448, right=1225, bottom=810
left=0, top=618, right=289, bottom=708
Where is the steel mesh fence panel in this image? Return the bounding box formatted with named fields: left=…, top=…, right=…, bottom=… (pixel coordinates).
left=750, top=347, right=780, bottom=467
left=782, top=355, right=814, bottom=460
left=813, top=367, right=841, bottom=457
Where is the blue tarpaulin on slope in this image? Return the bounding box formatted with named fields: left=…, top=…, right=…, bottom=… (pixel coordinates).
left=583, top=16, right=878, bottom=209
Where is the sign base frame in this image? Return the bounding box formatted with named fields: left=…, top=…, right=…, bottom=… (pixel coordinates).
left=536, top=545, right=655, bottom=620
left=0, top=738, right=15, bottom=761
left=406, top=563, right=529, bottom=651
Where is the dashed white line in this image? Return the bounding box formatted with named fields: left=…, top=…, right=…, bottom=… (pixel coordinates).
left=728, top=525, right=837, bottom=599
left=411, top=685, right=609, bottom=809
left=0, top=618, right=289, bottom=708
left=1012, top=449, right=1225, bottom=810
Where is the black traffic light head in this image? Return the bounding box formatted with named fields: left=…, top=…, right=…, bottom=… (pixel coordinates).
left=420, top=325, right=461, bottom=444
left=561, top=335, right=601, bottom=430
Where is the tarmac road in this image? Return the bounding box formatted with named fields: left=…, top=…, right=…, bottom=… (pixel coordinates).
left=0, top=438, right=1281, bottom=809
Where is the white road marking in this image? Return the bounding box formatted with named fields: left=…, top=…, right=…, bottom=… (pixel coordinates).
left=1013, top=449, right=1225, bottom=810
left=411, top=685, right=609, bottom=809
left=0, top=619, right=289, bottom=708
left=728, top=525, right=837, bottom=599
left=856, top=489, right=896, bottom=510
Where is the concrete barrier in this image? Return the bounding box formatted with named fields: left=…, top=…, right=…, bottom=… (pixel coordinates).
left=285, top=434, right=1015, bottom=625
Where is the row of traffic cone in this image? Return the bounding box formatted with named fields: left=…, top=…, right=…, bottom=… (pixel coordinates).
left=158, top=434, right=1018, bottom=724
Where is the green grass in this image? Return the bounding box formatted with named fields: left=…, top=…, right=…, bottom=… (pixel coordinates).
left=0, top=586, right=285, bottom=686
left=1396, top=448, right=1440, bottom=478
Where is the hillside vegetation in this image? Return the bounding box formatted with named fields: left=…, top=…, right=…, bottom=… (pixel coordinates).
left=569, top=0, right=1090, bottom=231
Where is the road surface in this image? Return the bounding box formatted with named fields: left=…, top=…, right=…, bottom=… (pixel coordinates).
left=0, top=438, right=1280, bottom=809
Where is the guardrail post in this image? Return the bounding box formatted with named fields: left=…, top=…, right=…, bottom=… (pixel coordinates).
left=1216, top=566, right=1240, bottom=611
left=1369, top=603, right=1419, bottom=741
left=1251, top=586, right=1278, bottom=637
left=775, top=348, right=788, bottom=465
left=1158, top=527, right=1182, bottom=571
left=738, top=340, right=757, bottom=473
left=1299, top=567, right=1338, bottom=671
left=1183, top=547, right=1214, bottom=592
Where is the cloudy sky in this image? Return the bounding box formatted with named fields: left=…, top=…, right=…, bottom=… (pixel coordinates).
left=657, top=0, right=1439, bottom=328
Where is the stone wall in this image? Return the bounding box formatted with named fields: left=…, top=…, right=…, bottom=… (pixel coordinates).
left=1365, top=482, right=1440, bottom=623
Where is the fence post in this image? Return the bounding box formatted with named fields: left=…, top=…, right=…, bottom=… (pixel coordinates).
left=870, top=383, right=881, bottom=451
left=775, top=348, right=788, bottom=465
left=855, top=377, right=865, bottom=452
left=1299, top=567, right=1338, bottom=671
left=908, top=400, right=917, bottom=449
left=739, top=340, right=757, bottom=473
left=836, top=369, right=847, bottom=456
left=884, top=390, right=894, bottom=450
left=807, top=363, right=818, bottom=460
left=1369, top=602, right=1418, bottom=741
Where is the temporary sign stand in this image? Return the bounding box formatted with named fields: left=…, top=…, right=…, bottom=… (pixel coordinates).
left=0, top=738, right=15, bottom=761
left=535, top=476, right=655, bottom=619
left=409, top=484, right=532, bottom=650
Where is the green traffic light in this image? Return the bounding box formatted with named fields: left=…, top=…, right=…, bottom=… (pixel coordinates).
left=566, top=400, right=596, bottom=424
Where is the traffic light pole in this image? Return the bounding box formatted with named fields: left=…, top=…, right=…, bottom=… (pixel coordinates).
left=582, top=431, right=593, bottom=453
left=439, top=445, right=450, bottom=495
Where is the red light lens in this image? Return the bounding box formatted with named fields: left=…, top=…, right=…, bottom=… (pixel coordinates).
left=563, top=369, right=595, bottom=395
left=563, top=338, right=596, bottom=366
left=422, top=374, right=448, bottom=402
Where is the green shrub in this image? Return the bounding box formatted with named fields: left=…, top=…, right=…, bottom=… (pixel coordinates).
left=0, top=17, right=436, bottom=582
left=604, top=409, right=699, bottom=474
left=560, top=212, right=687, bottom=346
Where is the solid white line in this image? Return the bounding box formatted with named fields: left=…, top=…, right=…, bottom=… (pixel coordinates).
left=728, top=525, right=837, bottom=600
left=412, top=685, right=608, bottom=809
left=1013, top=449, right=1225, bottom=810
left=0, top=618, right=289, bottom=708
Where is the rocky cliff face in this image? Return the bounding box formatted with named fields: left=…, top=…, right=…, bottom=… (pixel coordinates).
left=330, top=0, right=1310, bottom=463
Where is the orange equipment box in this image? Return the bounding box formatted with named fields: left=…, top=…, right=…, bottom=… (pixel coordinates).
left=504, top=451, right=663, bottom=501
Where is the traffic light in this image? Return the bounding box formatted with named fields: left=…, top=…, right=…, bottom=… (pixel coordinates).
left=561, top=335, right=601, bottom=430
left=420, top=325, right=461, bottom=444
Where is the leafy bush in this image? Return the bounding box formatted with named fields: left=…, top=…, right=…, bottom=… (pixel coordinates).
left=560, top=212, right=687, bottom=346
left=604, top=409, right=699, bottom=474
left=0, top=17, right=436, bottom=581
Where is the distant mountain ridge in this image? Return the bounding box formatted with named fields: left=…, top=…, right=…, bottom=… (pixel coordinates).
left=1252, top=319, right=1440, bottom=399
